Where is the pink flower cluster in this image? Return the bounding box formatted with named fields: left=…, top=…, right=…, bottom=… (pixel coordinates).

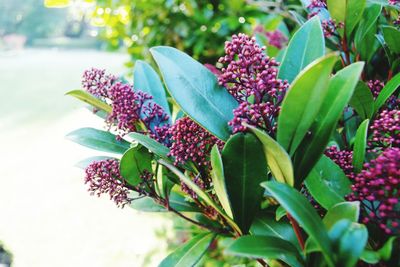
left=168, top=117, right=224, bottom=168
left=325, top=146, right=355, bottom=179
left=349, top=148, right=400, bottom=234
left=307, top=0, right=344, bottom=38
left=84, top=159, right=131, bottom=207
left=370, top=109, right=400, bottom=149
left=218, top=33, right=288, bottom=135
left=82, top=68, right=116, bottom=98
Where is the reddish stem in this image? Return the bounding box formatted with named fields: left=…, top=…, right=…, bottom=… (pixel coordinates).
left=287, top=213, right=305, bottom=250
left=388, top=69, right=393, bottom=81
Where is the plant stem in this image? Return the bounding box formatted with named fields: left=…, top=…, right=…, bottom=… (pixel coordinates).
left=287, top=213, right=305, bottom=250
left=256, top=258, right=269, bottom=267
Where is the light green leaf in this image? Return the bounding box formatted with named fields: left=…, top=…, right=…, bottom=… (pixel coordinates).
left=278, top=16, right=325, bottom=83
left=327, top=0, right=366, bottom=37
left=262, top=181, right=334, bottom=266
left=323, top=202, right=360, bottom=229
left=66, top=127, right=130, bottom=154
left=159, top=233, right=215, bottom=267
left=293, top=62, right=363, bottom=182
left=222, top=133, right=268, bottom=233
left=374, top=72, right=400, bottom=113
left=246, top=124, right=294, bottom=186
left=382, top=26, right=400, bottom=54
left=277, top=53, right=338, bottom=156
left=120, top=146, right=152, bottom=186
left=225, top=235, right=304, bottom=267
left=66, top=90, right=112, bottom=113
left=305, top=156, right=352, bottom=210
left=210, top=145, right=233, bottom=219
left=150, top=46, right=238, bottom=141
left=133, top=60, right=171, bottom=119
left=352, top=119, right=369, bottom=172
left=349, top=82, right=375, bottom=120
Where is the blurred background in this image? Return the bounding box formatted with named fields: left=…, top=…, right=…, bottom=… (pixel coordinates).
left=0, top=0, right=294, bottom=266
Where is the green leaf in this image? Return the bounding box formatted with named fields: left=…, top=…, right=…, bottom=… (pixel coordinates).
left=352, top=119, right=369, bottom=172
left=278, top=16, right=325, bottom=83
left=66, top=127, right=130, bottom=154
left=349, top=82, right=374, bottom=120
left=159, top=159, right=241, bottom=234
left=323, top=202, right=360, bottom=229
left=355, top=4, right=382, bottom=50
left=374, top=72, right=400, bottom=113
left=75, top=156, right=115, bottom=169
left=133, top=60, right=171, bottom=119
left=159, top=233, right=215, bottom=267
left=327, top=0, right=366, bottom=37
left=120, top=146, right=152, bottom=186
left=44, top=0, right=70, bottom=8
left=246, top=124, right=294, bottom=186
left=305, top=156, right=352, bottom=210
left=361, top=236, right=398, bottom=264
left=275, top=206, right=286, bottom=221
left=66, top=90, right=112, bottom=113
left=262, top=181, right=334, bottom=266
left=222, top=133, right=268, bottom=233
left=129, top=191, right=200, bottom=212
left=250, top=214, right=300, bottom=251
left=293, top=62, right=363, bottom=182
left=210, top=145, right=233, bottom=219
left=225, top=236, right=304, bottom=267
left=277, top=53, right=338, bottom=156
left=150, top=46, right=238, bottom=141
left=382, top=26, right=400, bottom=54
left=329, top=220, right=368, bottom=267
left=128, top=132, right=170, bottom=159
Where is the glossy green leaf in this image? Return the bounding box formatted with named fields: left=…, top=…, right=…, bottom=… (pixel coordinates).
left=75, top=156, right=115, bottom=169
left=291, top=61, right=362, bottom=182
left=150, top=46, right=238, bottom=141
left=246, top=124, right=294, bottom=186
left=353, top=119, right=369, bottom=172
left=374, top=72, right=400, bottom=113
left=305, top=156, right=352, bottom=210
left=275, top=206, right=286, bottom=221
left=155, top=165, right=174, bottom=199
left=128, top=132, right=170, bottom=159
left=278, top=16, right=325, bottom=83
left=327, top=0, right=366, bottom=37
left=277, top=53, right=338, bottom=156
left=120, top=146, right=152, bottom=186
left=66, top=127, right=130, bottom=154
left=349, top=82, right=375, bottom=120
left=159, top=233, right=215, bottom=267
left=133, top=60, right=171, bottom=118
left=250, top=214, right=300, bottom=251
left=262, top=181, right=334, bottom=266
left=355, top=4, right=382, bottom=49
left=382, top=26, right=400, bottom=54
left=225, top=236, right=304, bottom=267
left=222, top=133, right=268, bottom=233
left=361, top=236, right=398, bottom=264
left=66, top=90, right=112, bottom=113
left=159, top=159, right=241, bottom=234
left=210, top=145, right=233, bottom=219
left=323, top=202, right=360, bottom=229
left=329, top=220, right=368, bottom=267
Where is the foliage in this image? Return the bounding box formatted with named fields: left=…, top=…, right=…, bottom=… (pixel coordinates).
left=67, top=0, right=400, bottom=266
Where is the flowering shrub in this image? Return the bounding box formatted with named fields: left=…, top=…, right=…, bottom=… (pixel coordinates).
left=67, top=1, right=400, bottom=266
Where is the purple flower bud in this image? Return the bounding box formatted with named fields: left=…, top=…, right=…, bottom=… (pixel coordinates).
left=82, top=68, right=116, bottom=98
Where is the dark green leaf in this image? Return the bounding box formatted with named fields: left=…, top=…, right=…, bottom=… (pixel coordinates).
left=75, top=156, right=115, bottom=169
left=66, top=89, right=112, bottom=113
left=262, top=181, right=334, bottom=266
left=222, top=133, right=268, bottom=233
left=66, top=127, right=130, bottom=154
left=226, top=235, right=304, bottom=267
left=128, top=132, right=170, bottom=159
left=291, top=62, right=362, bottom=182
left=374, top=72, right=400, bottom=113
left=305, top=156, right=352, bottom=210
left=246, top=124, right=294, bottom=186
left=349, top=82, right=375, bottom=120
left=277, top=53, right=338, bottom=156
left=159, top=233, right=215, bottom=267
left=352, top=119, right=369, bottom=172
left=323, top=202, right=360, bottom=229
left=150, top=46, right=238, bottom=141
left=382, top=26, right=400, bottom=54
left=133, top=60, right=171, bottom=118
left=278, top=16, right=325, bottom=83
left=210, top=145, right=233, bottom=219
left=120, top=146, right=152, bottom=186
left=361, top=236, right=398, bottom=263
left=355, top=4, right=382, bottom=50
